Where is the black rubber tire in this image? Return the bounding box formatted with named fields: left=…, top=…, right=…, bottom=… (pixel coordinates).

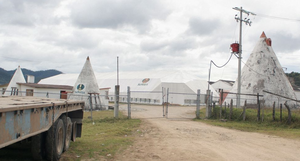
left=63, top=117, right=72, bottom=152
left=61, top=115, right=67, bottom=152
left=31, top=133, right=46, bottom=161
left=46, top=119, right=65, bottom=161
left=71, top=121, right=77, bottom=142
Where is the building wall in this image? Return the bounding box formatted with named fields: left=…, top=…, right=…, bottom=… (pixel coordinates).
left=19, top=85, right=70, bottom=99
left=109, top=82, right=208, bottom=106
left=295, top=91, right=300, bottom=100
left=211, top=81, right=233, bottom=92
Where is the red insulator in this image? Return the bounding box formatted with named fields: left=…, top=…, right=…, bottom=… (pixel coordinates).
left=230, top=43, right=239, bottom=53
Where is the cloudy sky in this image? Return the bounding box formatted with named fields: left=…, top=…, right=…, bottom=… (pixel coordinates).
left=0, top=0, right=299, bottom=81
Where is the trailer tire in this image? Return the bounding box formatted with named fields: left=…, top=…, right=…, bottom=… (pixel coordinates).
left=46, top=119, right=65, bottom=161
left=31, top=133, right=46, bottom=161
left=64, top=117, right=72, bottom=152
left=71, top=121, right=77, bottom=142
left=61, top=115, right=67, bottom=151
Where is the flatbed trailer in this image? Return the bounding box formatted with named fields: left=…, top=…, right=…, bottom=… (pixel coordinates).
left=0, top=96, right=85, bottom=161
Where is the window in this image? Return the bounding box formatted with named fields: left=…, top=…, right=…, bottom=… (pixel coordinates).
left=26, top=89, right=34, bottom=96
left=60, top=91, right=67, bottom=99
left=105, top=91, right=109, bottom=99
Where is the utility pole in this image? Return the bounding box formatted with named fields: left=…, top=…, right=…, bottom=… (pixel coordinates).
left=233, top=7, right=255, bottom=108
left=117, top=56, right=119, bottom=85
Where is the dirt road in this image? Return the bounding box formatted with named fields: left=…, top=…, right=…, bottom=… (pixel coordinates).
left=116, top=105, right=300, bottom=161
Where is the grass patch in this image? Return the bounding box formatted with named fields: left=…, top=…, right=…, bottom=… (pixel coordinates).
left=61, top=111, right=141, bottom=161
left=196, top=107, right=300, bottom=140
left=0, top=110, right=141, bottom=161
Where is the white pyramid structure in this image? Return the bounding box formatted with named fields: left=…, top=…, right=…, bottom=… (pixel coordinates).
left=69, top=56, right=104, bottom=110
left=4, top=66, right=26, bottom=96
left=226, top=32, right=297, bottom=107
left=72, top=56, right=100, bottom=94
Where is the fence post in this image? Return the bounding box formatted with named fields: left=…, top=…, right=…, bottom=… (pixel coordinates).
left=229, top=99, right=233, bottom=120
left=166, top=88, right=169, bottom=119
left=220, top=89, right=223, bottom=119
left=114, top=85, right=120, bottom=118
left=243, top=100, right=247, bottom=121
left=127, top=86, right=131, bottom=119
left=211, top=102, right=215, bottom=118
left=210, top=92, right=213, bottom=117
left=284, top=101, right=292, bottom=124
left=272, top=101, right=276, bottom=121
left=224, top=101, right=227, bottom=119
left=94, top=94, right=99, bottom=110
left=162, top=87, right=165, bottom=117
left=205, top=90, right=211, bottom=118
left=257, top=93, right=260, bottom=122
left=89, top=94, right=93, bottom=122
left=262, top=99, right=265, bottom=122
left=280, top=103, right=282, bottom=122
left=196, top=89, right=200, bottom=119
left=97, top=94, right=102, bottom=110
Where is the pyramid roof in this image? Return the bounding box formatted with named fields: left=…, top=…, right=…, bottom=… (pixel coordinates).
left=72, top=57, right=100, bottom=94
left=4, top=66, right=26, bottom=96
left=227, top=32, right=296, bottom=106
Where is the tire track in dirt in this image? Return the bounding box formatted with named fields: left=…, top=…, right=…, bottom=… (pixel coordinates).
left=115, top=105, right=300, bottom=161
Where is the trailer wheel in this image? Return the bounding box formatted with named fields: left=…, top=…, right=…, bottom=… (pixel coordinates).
left=61, top=115, right=67, bottom=151
left=46, top=119, right=65, bottom=161
left=63, top=117, right=72, bottom=152
left=71, top=121, right=77, bottom=142
left=31, top=132, right=46, bottom=160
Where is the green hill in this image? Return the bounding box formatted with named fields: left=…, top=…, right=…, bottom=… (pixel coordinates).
left=286, top=72, right=300, bottom=90
left=0, top=68, right=63, bottom=85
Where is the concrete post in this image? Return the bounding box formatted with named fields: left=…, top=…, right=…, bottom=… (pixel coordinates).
left=205, top=90, right=211, bottom=118
left=196, top=89, right=200, bottom=119
left=114, top=85, right=120, bottom=118
left=162, top=87, right=165, bottom=117
left=166, top=88, right=169, bottom=118
left=127, top=86, right=131, bottom=119
left=89, top=94, right=93, bottom=121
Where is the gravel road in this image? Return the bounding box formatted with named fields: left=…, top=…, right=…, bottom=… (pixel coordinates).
left=115, top=104, right=300, bottom=161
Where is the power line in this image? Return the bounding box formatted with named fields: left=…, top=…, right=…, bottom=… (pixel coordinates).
left=241, top=60, right=266, bottom=77
left=211, top=53, right=234, bottom=68
left=256, top=14, right=300, bottom=22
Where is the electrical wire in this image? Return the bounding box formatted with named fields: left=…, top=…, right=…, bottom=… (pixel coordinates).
left=211, top=53, right=234, bottom=68
left=241, top=59, right=267, bottom=77
left=256, top=14, right=300, bottom=22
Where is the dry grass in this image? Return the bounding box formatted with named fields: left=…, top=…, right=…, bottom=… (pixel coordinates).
left=196, top=107, right=300, bottom=140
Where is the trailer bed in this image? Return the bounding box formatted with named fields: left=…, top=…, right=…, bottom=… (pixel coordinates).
left=0, top=96, right=84, bottom=149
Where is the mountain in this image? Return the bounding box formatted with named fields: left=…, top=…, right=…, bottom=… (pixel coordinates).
left=0, top=68, right=63, bottom=85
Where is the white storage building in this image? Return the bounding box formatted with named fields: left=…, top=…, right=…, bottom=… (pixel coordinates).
left=39, top=70, right=217, bottom=105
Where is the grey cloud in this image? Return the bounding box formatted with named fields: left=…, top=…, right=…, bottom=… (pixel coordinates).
left=0, top=0, right=61, bottom=26
left=169, top=38, right=197, bottom=52
left=70, top=0, right=170, bottom=33
left=140, top=40, right=168, bottom=52
left=37, top=30, right=99, bottom=50
left=186, top=17, right=220, bottom=36
left=140, top=37, right=197, bottom=55
left=271, top=33, right=300, bottom=53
